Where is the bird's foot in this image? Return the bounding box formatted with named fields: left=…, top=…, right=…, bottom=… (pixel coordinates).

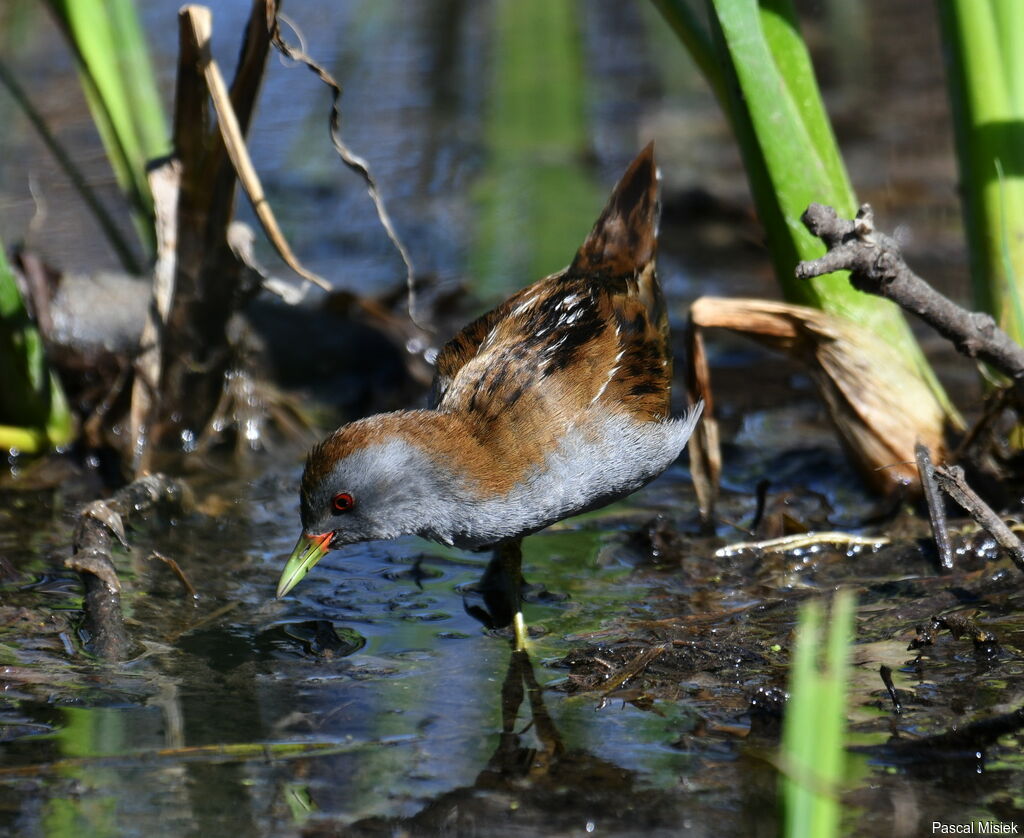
left=512, top=611, right=528, bottom=652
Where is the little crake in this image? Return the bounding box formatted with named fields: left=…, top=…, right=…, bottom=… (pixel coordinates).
left=277, top=144, right=702, bottom=647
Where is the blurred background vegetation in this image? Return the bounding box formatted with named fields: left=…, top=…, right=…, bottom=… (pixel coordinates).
left=2, top=0, right=1006, bottom=466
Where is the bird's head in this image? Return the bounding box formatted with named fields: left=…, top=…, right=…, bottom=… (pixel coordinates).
left=276, top=414, right=454, bottom=597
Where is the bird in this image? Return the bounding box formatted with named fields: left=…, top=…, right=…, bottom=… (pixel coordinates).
left=276, top=143, right=702, bottom=650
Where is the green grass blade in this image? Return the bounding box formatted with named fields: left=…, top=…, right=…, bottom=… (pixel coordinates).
left=759, top=0, right=852, bottom=213
left=46, top=0, right=168, bottom=258
left=939, top=0, right=1024, bottom=346
left=709, top=0, right=854, bottom=304
left=105, top=0, right=167, bottom=159
left=781, top=590, right=854, bottom=838
left=993, top=0, right=1024, bottom=114
left=0, top=243, right=73, bottom=454
left=652, top=0, right=958, bottom=421
left=781, top=598, right=822, bottom=836
left=815, top=589, right=854, bottom=836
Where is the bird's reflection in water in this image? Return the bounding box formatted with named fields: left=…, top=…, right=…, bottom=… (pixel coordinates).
left=488, top=648, right=565, bottom=777
left=338, top=648, right=681, bottom=837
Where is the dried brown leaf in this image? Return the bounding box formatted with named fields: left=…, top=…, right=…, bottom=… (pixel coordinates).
left=688, top=297, right=950, bottom=503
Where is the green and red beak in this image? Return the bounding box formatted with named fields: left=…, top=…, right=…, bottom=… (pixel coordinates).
left=276, top=531, right=333, bottom=598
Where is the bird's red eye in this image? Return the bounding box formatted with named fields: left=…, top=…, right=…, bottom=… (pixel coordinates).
left=331, top=492, right=355, bottom=513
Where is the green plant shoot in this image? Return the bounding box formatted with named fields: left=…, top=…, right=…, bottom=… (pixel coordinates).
left=938, top=0, right=1024, bottom=347
left=0, top=243, right=73, bottom=454
left=780, top=589, right=855, bottom=838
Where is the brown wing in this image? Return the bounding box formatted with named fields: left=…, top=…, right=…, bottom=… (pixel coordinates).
left=429, top=283, right=535, bottom=409
left=428, top=144, right=668, bottom=483
left=561, top=141, right=670, bottom=420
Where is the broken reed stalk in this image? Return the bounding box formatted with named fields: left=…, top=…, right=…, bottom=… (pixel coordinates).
left=917, top=440, right=1024, bottom=576
left=129, top=2, right=430, bottom=471
left=130, top=2, right=330, bottom=472
left=914, top=442, right=954, bottom=572
left=797, top=203, right=1024, bottom=389
left=66, top=474, right=189, bottom=660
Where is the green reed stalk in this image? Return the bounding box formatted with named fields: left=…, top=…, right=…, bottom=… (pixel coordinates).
left=652, top=0, right=956, bottom=418
left=938, top=0, right=1024, bottom=346
left=46, top=0, right=168, bottom=260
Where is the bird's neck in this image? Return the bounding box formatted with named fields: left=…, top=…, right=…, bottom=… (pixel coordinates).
left=378, top=408, right=550, bottom=497
left=360, top=408, right=555, bottom=549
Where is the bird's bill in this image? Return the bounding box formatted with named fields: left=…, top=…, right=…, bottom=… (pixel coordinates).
left=276, top=531, right=333, bottom=598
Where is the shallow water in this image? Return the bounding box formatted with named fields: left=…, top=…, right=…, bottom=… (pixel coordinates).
left=2, top=0, right=1023, bottom=836
left=7, top=423, right=1024, bottom=836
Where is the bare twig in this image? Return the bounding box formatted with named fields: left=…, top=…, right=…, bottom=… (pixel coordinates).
left=915, top=442, right=953, bottom=572
left=931, top=464, right=1024, bottom=574
left=149, top=550, right=198, bottom=600
left=66, top=474, right=190, bottom=660
left=600, top=644, right=667, bottom=697
left=797, top=203, right=1024, bottom=386
left=269, top=11, right=423, bottom=327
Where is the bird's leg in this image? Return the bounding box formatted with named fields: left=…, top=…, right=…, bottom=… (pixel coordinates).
left=495, top=538, right=528, bottom=651
left=461, top=538, right=528, bottom=648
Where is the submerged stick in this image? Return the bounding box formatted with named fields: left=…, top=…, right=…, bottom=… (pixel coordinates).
left=66, top=474, right=189, bottom=660
left=878, top=665, right=901, bottom=715
left=0, top=734, right=418, bottom=779
left=600, top=644, right=667, bottom=698
left=931, top=464, right=1024, bottom=574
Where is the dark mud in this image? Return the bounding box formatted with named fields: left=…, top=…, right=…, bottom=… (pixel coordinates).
left=4, top=420, right=1024, bottom=836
